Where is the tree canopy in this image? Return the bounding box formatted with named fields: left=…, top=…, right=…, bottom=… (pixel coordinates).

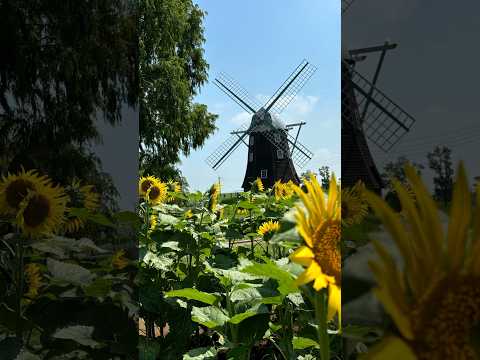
left=0, top=0, right=138, bottom=208
left=139, top=0, right=217, bottom=179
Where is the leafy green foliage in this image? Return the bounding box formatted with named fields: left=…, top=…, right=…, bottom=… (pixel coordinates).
left=139, top=0, right=217, bottom=176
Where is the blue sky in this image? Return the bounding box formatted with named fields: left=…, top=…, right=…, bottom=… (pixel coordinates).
left=179, top=0, right=341, bottom=193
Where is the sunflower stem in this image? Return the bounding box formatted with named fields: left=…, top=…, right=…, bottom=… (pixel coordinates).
left=315, top=289, right=329, bottom=360
left=15, top=232, right=24, bottom=344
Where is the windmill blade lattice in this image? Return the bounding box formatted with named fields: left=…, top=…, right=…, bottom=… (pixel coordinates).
left=286, top=132, right=314, bottom=168
left=342, top=0, right=356, bottom=13
left=206, top=123, right=250, bottom=170
left=259, top=128, right=313, bottom=168
left=264, top=60, right=317, bottom=115
left=214, top=73, right=262, bottom=114
left=344, top=65, right=416, bottom=152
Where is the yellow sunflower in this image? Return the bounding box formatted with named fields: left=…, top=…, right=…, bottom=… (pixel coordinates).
left=207, top=182, right=221, bottom=212
left=63, top=179, right=100, bottom=233
left=257, top=220, right=280, bottom=237
left=138, top=176, right=160, bottom=197
left=341, top=181, right=368, bottom=227
left=112, top=249, right=129, bottom=270
left=184, top=209, right=193, bottom=219
left=0, top=168, right=51, bottom=215
left=146, top=181, right=168, bottom=205
left=15, top=178, right=68, bottom=237
left=362, top=163, right=480, bottom=360
left=166, top=180, right=181, bottom=202
left=289, top=174, right=341, bottom=323
left=252, top=178, right=264, bottom=192
left=149, top=214, right=157, bottom=232
left=24, top=263, right=42, bottom=299
left=274, top=180, right=294, bottom=200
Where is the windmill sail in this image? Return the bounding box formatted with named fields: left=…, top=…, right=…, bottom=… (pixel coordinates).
left=264, top=60, right=317, bottom=115
left=346, top=64, right=416, bottom=152
left=342, top=0, right=356, bottom=14
left=206, top=123, right=251, bottom=170
left=214, top=72, right=262, bottom=113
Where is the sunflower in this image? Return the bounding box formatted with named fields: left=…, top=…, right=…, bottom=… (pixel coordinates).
left=63, top=179, right=100, bottom=233
left=289, top=174, right=341, bottom=323
left=112, top=249, right=129, bottom=270
left=252, top=178, right=264, bottom=192
left=362, top=163, right=480, bottom=360
left=149, top=214, right=157, bottom=232
left=146, top=181, right=168, bottom=205
left=207, top=182, right=221, bottom=212
left=341, top=181, right=368, bottom=227
left=166, top=180, right=181, bottom=202
left=257, top=220, right=280, bottom=237
left=0, top=168, right=51, bottom=215
left=15, top=177, right=67, bottom=237
left=274, top=180, right=294, bottom=200
left=138, top=176, right=160, bottom=197
left=184, top=209, right=193, bottom=219
left=24, top=263, right=42, bottom=299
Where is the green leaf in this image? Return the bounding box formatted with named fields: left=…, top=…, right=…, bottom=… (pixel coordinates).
left=52, top=325, right=101, bottom=348
left=83, top=277, right=112, bottom=298
left=228, top=304, right=268, bottom=324
left=47, top=258, right=95, bottom=286
left=238, top=201, right=255, bottom=209
left=157, top=213, right=179, bottom=225
left=87, top=212, right=115, bottom=227
left=241, top=260, right=297, bottom=295
left=183, top=346, right=217, bottom=360
left=165, top=288, right=218, bottom=305
left=230, top=287, right=261, bottom=302
left=292, top=336, right=320, bottom=350
left=0, top=337, right=21, bottom=359
left=191, top=306, right=229, bottom=328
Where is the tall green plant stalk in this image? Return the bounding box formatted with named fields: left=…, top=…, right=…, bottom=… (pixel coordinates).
left=315, top=289, right=330, bottom=360
left=15, top=232, right=24, bottom=343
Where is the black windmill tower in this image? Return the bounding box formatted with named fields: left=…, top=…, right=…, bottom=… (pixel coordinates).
left=206, top=60, right=317, bottom=191
left=342, top=0, right=416, bottom=193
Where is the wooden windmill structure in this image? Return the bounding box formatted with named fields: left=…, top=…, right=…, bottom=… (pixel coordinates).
left=206, top=60, right=316, bottom=191
left=342, top=0, right=416, bottom=193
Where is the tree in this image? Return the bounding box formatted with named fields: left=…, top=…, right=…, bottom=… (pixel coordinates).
left=318, top=166, right=331, bottom=190
left=381, top=156, right=424, bottom=191
left=0, top=0, right=138, bottom=208
left=139, top=0, right=217, bottom=179
left=427, top=146, right=454, bottom=205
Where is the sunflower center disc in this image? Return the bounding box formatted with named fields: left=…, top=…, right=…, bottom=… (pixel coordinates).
left=23, top=194, right=51, bottom=227
left=141, top=180, right=153, bottom=193
left=6, top=179, right=35, bottom=209
left=148, top=186, right=160, bottom=200
left=412, top=275, right=480, bottom=360
left=312, top=222, right=341, bottom=284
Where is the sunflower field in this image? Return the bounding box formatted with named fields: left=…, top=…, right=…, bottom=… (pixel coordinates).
left=0, top=169, right=137, bottom=359
left=138, top=174, right=360, bottom=360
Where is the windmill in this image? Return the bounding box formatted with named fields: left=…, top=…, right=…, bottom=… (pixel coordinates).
left=342, top=0, right=416, bottom=193
left=206, top=60, right=317, bottom=191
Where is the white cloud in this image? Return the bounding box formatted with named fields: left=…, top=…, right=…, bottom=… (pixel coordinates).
left=287, top=95, right=319, bottom=115
left=229, top=111, right=251, bottom=126
left=306, top=147, right=341, bottom=175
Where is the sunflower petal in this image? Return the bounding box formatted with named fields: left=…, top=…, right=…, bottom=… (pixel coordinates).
left=290, top=246, right=314, bottom=267
left=364, top=190, right=415, bottom=273
left=446, top=162, right=471, bottom=271
left=359, top=336, right=416, bottom=360
left=327, top=284, right=341, bottom=325
left=295, top=261, right=322, bottom=288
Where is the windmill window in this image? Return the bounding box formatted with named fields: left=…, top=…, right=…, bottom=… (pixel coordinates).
left=260, top=169, right=268, bottom=179
left=277, top=149, right=284, bottom=159
left=249, top=136, right=254, bottom=146
left=274, top=133, right=281, bottom=143
left=249, top=152, right=253, bottom=162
